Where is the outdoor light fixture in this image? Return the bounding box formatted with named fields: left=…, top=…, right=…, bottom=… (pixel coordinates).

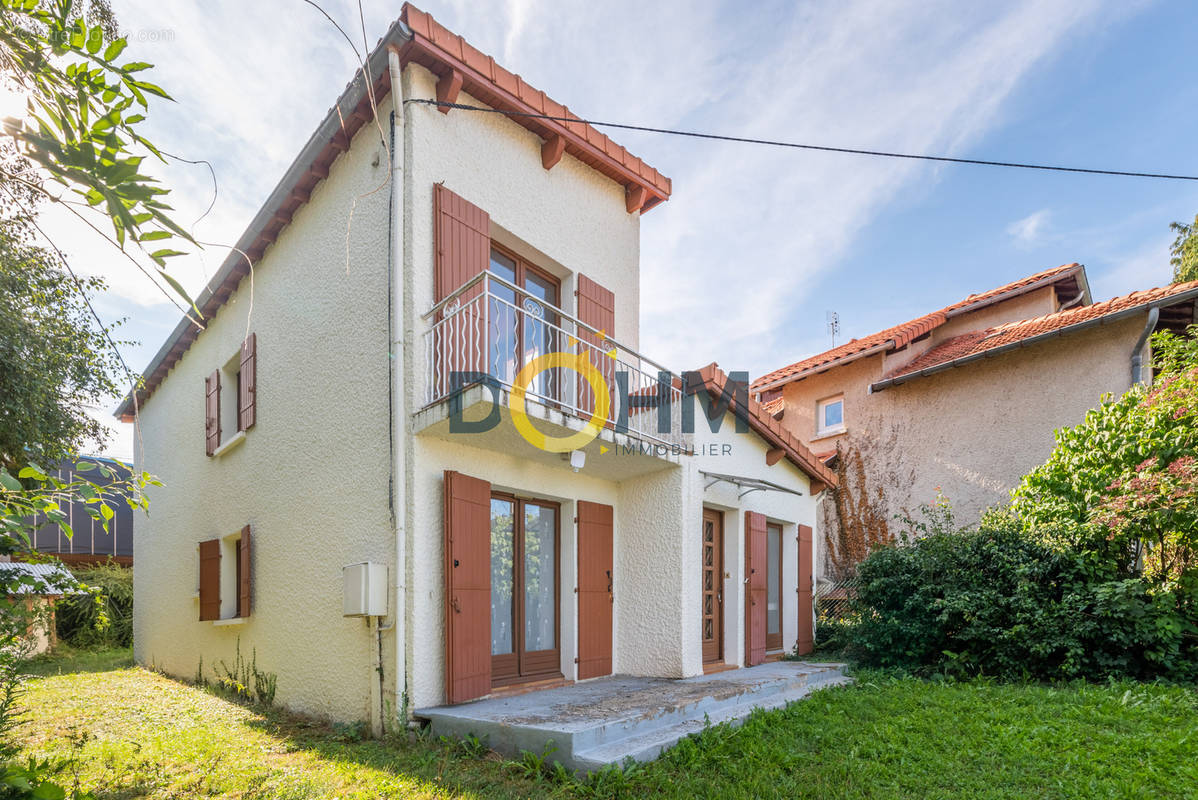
left=569, top=450, right=586, bottom=472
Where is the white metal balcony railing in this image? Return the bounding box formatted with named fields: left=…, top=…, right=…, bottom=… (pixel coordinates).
left=421, top=270, right=686, bottom=449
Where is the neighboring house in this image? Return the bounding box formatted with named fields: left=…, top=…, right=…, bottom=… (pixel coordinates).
left=26, top=457, right=134, bottom=566
left=0, top=561, right=77, bottom=655
left=115, top=4, right=835, bottom=730
left=752, top=264, right=1198, bottom=581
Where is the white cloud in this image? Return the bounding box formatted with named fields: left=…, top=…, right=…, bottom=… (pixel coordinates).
left=1007, top=209, right=1053, bottom=248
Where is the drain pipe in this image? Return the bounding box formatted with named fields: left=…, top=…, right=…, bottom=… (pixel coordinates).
left=1130, top=307, right=1159, bottom=386
left=386, top=43, right=409, bottom=732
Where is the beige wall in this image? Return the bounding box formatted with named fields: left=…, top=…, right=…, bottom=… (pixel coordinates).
left=133, top=95, right=395, bottom=722
left=778, top=313, right=1148, bottom=579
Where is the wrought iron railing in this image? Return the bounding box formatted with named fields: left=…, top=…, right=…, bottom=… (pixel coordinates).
left=421, top=270, right=687, bottom=449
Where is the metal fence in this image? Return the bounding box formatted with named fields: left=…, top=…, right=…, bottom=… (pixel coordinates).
left=816, top=576, right=860, bottom=623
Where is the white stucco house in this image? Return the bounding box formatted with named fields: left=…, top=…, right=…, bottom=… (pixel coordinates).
left=117, top=3, right=836, bottom=734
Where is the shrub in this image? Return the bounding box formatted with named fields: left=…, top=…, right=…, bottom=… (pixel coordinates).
left=1013, top=326, right=1198, bottom=581
left=848, top=517, right=1197, bottom=681
left=55, top=562, right=132, bottom=649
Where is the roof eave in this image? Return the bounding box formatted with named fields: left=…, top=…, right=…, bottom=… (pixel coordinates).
left=115, top=23, right=414, bottom=421
left=752, top=340, right=892, bottom=395
left=869, top=286, right=1198, bottom=393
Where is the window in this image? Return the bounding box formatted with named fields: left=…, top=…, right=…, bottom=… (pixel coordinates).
left=766, top=522, right=783, bottom=651
left=489, top=493, right=560, bottom=687
left=198, top=525, right=252, bottom=622
left=816, top=395, right=844, bottom=436
left=486, top=247, right=560, bottom=400
left=205, top=333, right=256, bottom=456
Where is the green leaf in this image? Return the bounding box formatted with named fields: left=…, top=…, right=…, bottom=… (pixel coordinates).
left=85, top=25, right=103, bottom=55
left=0, top=471, right=20, bottom=492
left=138, top=230, right=171, bottom=242
left=104, top=38, right=128, bottom=62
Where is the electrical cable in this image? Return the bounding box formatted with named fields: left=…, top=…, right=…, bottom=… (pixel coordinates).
left=405, top=98, right=1198, bottom=182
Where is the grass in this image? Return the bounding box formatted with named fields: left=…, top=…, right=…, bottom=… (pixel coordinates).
left=13, top=649, right=1198, bottom=799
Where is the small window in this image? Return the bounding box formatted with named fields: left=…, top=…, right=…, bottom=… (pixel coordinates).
left=205, top=334, right=256, bottom=457
left=198, top=525, right=252, bottom=621
left=816, top=395, right=845, bottom=436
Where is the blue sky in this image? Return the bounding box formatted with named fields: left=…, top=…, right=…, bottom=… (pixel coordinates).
left=30, top=0, right=1198, bottom=459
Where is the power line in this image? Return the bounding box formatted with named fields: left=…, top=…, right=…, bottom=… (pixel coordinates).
left=405, top=98, right=1198, bottom=182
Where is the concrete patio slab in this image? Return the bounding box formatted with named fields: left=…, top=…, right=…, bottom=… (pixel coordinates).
left=415, top=660, right=850, bottom=772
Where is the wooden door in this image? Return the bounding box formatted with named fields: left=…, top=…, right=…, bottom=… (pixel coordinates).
left=797, top=524, right=814, bottom=655
left=744, top=511, right=767, bottom=666
left=490, top=494, right=561, bottom=687
left=701, top=508, right=724, bottom=664
left=443, top=470, right=492, bottom=704
left=577, top=501, right=614, bottom=679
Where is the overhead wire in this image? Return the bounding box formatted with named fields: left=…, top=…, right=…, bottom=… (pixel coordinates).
left=405, top=99, right=1198, bottom=182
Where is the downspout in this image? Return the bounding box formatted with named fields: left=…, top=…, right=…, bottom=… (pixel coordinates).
left=1130, top=307, right=1159, bottom=386
left=386, top=43, right=409, bottom=730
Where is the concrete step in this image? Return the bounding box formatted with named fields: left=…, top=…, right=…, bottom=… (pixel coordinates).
left=572, top=670, right=851, bottom=771
left=418, top=661, right=850, bottom=773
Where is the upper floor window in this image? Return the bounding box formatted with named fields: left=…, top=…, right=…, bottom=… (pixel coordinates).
left=816, top=394, right=844, bottom=436
left=205, top=333, right=257, bottom=457
left=487, top=247, right=560, bottom=399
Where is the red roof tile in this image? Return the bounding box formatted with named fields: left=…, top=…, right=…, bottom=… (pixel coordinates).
left=877, top=280, right=1198, bottom=387
left=688, top=364, right=837, bottom=490
left=401, top=4, right=671, bottom=207
left=751, top=263, right=1083, bottom=392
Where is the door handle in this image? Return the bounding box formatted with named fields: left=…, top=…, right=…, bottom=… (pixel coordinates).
left=452, top=596, right=461, bottom=613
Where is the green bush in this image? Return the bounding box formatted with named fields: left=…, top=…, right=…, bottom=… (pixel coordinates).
left=848, top=518, right=1197, bottom=681
left=55, top=562, right=132, bottom=649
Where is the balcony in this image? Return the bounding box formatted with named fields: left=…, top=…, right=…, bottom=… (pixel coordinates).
left=415, top=271, right=687, bottom=478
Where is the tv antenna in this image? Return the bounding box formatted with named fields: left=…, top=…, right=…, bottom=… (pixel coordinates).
left=826, top=311, right=840, bottom=348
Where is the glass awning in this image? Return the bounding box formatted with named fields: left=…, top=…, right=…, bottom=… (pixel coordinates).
left=700, top=470, right=804, bottom=499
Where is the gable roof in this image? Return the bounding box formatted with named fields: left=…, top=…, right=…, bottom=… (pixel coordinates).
left=871, top=280, right=1198, bottom=391
left=117, top=3, right=670, bottom=421
left=751, top=263, right=1088, bottom=393
left=687, top=364, right=837, bottom=492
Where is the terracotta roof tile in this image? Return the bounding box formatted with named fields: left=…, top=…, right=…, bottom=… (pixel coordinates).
left=760, top=396, right=785, bottom=418
left=879, top=280, right=1198, bottom=385
left=752, top=263, right=1082, bottom=391
left=689, top=364, right=837, bottom=489
left=401, top=4, right=671, bottom=204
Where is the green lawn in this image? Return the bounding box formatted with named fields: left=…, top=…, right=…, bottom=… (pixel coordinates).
left=15, top=650, right=1198, bottom=799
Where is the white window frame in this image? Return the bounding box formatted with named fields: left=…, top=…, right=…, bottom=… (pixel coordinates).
left=816, top=394, right=845, bottom=437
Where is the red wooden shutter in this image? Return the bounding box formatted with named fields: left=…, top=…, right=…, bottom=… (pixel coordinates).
left=796, top=524, right=814, bottom=655
left=443, top=470, right=492, bottom=703
left=239, top=333, right=256, bottom=431
left=434, top=184, right=490, bottom=302
left=204, top=370, right=221, bottom=456
left=744, top=511, right=767, bottom=666
left=434, top=185, right=490, bottom=382
left=238, top=525, right=252, bottom=618
left=575, top=274, right=616, bottom=421
left=199, top=539, right=221, bottom=621
left=577, top=501, right=614, bottom=680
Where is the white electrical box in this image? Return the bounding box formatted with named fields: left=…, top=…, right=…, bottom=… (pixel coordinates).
left=343, top=562, right=388, bottom=617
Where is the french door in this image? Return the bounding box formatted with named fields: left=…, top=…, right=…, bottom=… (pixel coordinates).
left=490, top=494, right=561, bottom=686
left=701, top=508, right=725, bottom=664
left=487, top=246, right=560, bottom=401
